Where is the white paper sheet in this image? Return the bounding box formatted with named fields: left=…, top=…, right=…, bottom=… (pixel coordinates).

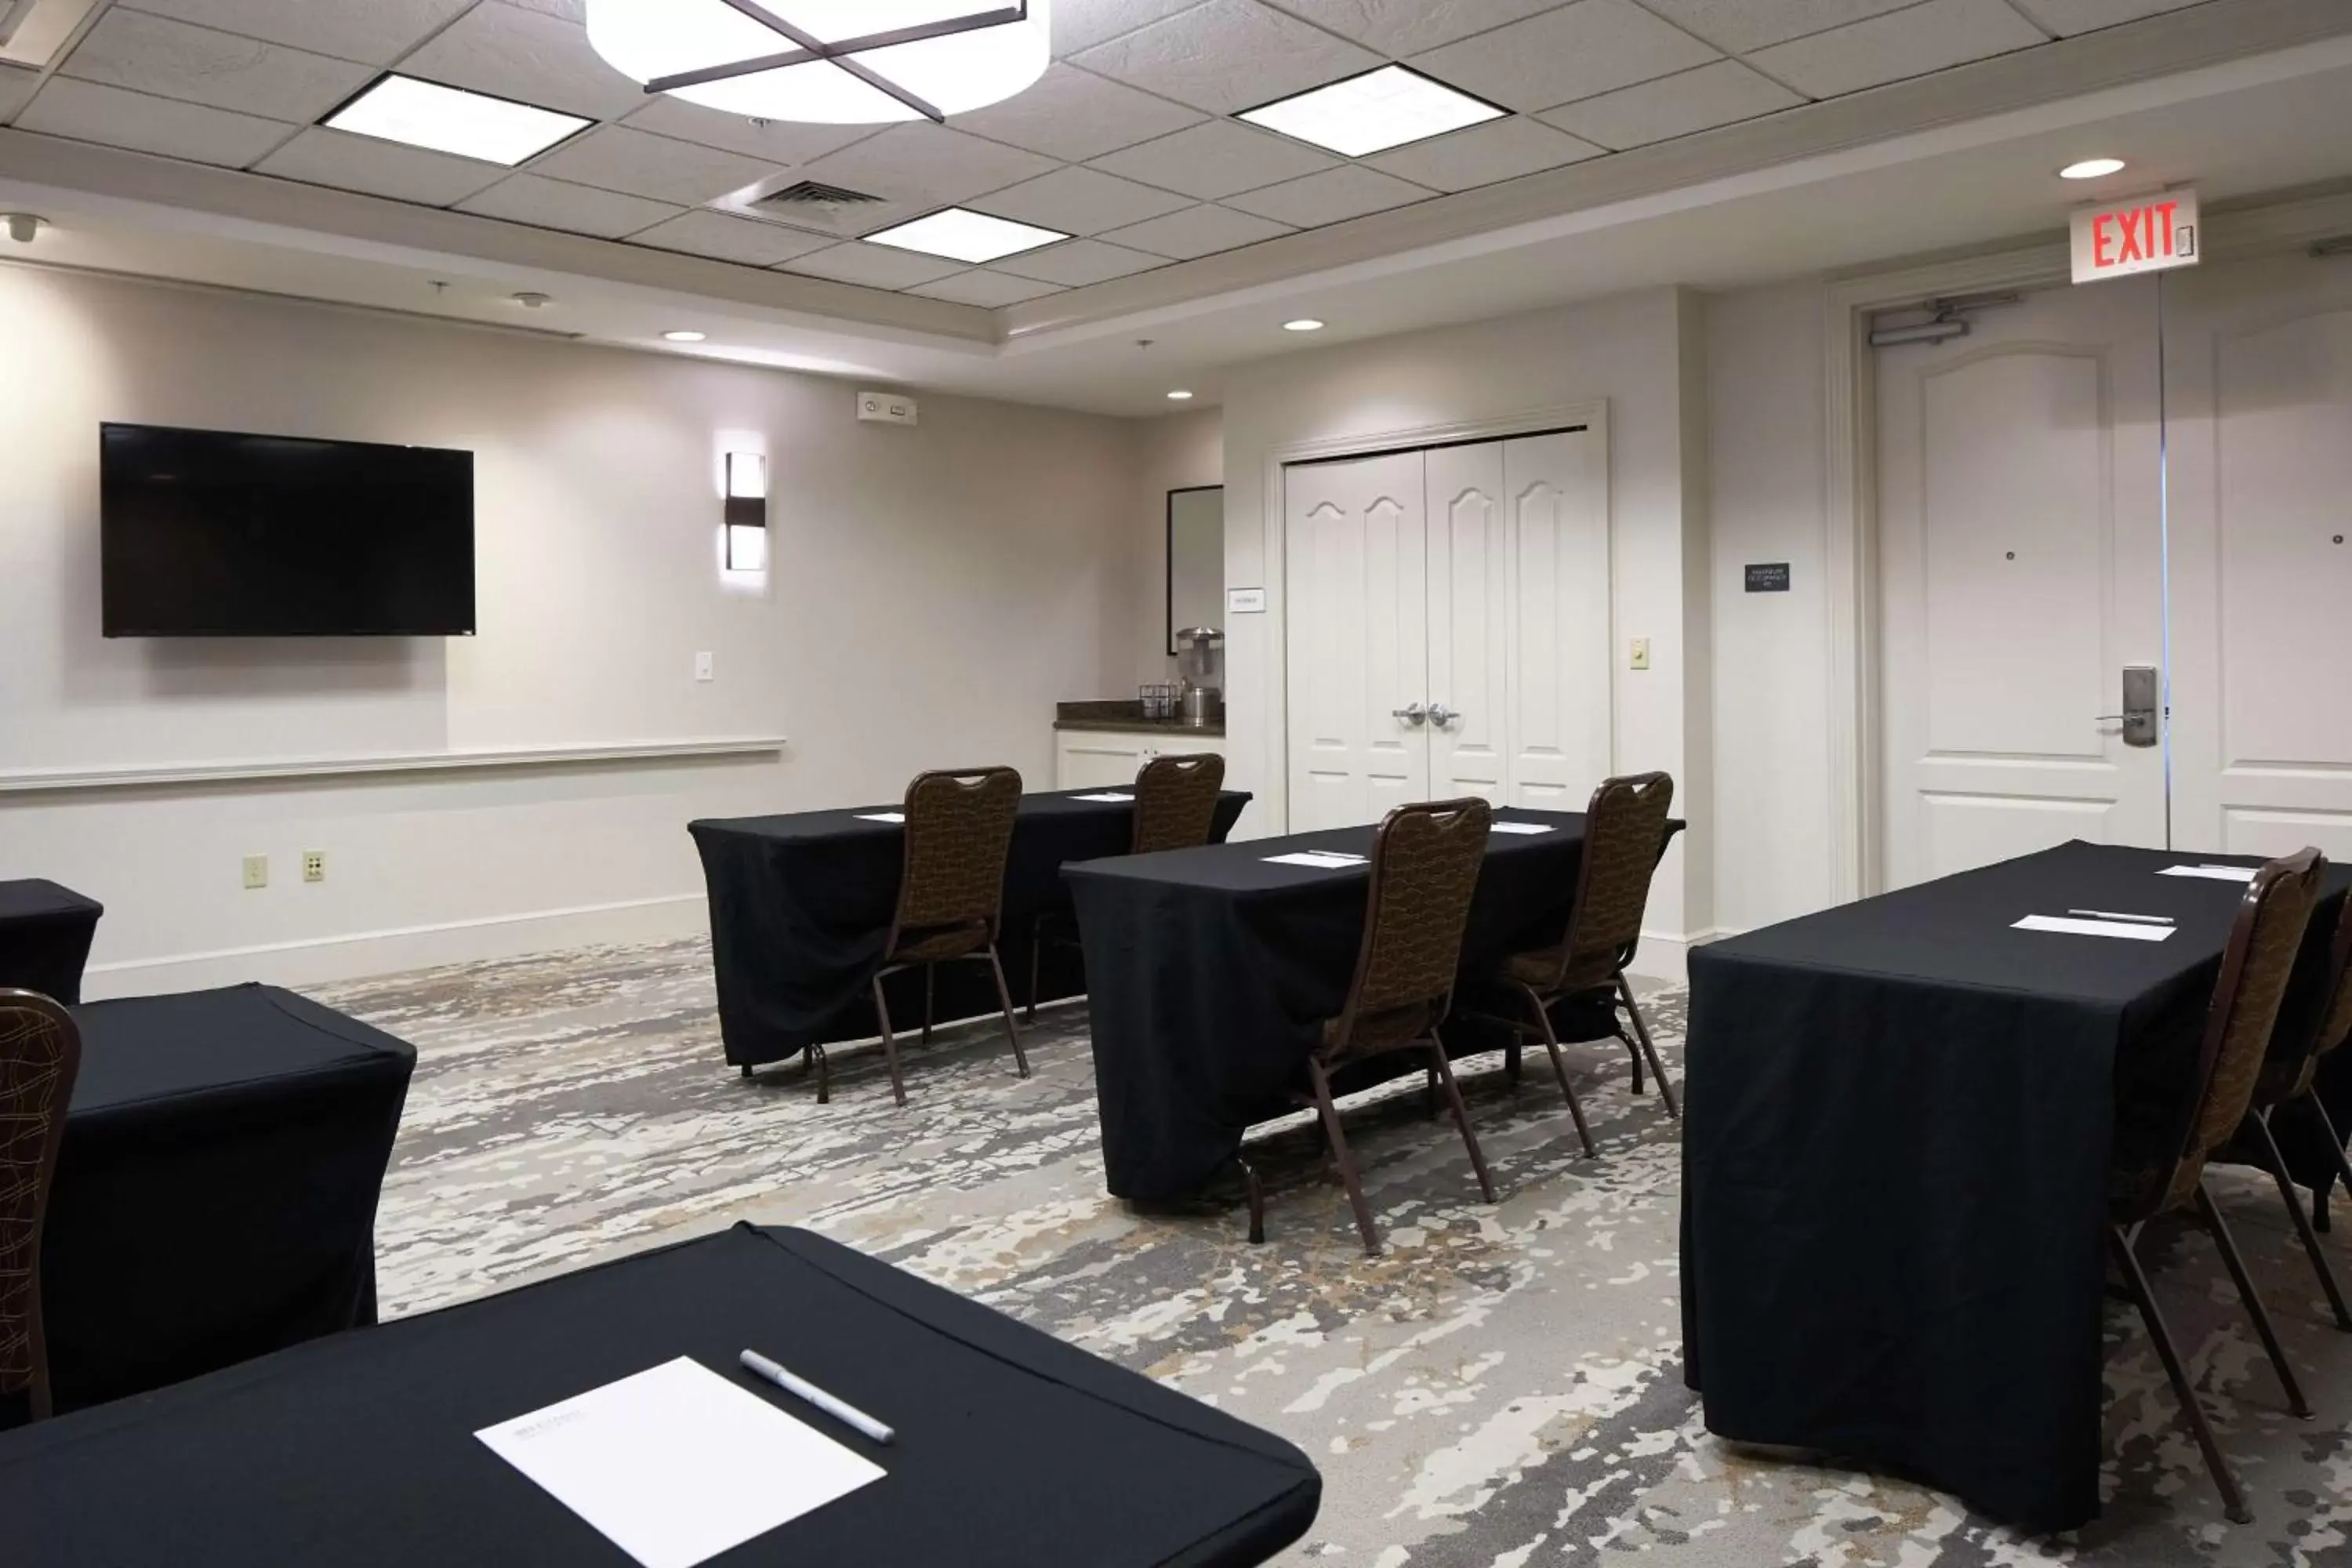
left=1264, top=851, right=1367, bottom=869
left=2013, top=914, right=2176, bottom=942
left=477, top=1357, right=886, bottom=1568
left=854, top=811, right=905, bottom=824
left=1073, top=792, right=1135, bottom=803
left=1487, top=822, right=1555, bottom=836
left=2158, top=864, right=2256, bottom=883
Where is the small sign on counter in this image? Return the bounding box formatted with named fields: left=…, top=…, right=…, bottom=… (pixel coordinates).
left=1744, top=563, right=1791, bottom=593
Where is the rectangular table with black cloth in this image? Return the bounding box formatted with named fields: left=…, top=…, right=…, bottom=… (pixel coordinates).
left=1680, top=841, right=2352, bottom=1531
left=691, top=789, right=1250, bottom=1070
left=1069, top=811, right=1682, bottom=1203
left=0, top=1223, right=1322, bottom=1566
left=30, top=983, right=416, bottom=1419
left=0, top=877, right=103, bottom=1004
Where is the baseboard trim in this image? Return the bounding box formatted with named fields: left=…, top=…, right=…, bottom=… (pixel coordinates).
left=1625, top=927, right=1732, bottom=986
left=81, top=893, right=709, bottom=998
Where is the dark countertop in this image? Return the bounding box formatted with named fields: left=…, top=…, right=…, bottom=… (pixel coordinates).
left=1054, top=699, right=1224, bottom=738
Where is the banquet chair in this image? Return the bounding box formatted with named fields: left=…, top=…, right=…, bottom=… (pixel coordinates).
left=1465, top=772, right=1676, bottom=1159
left=1, top=989, right=80, bottom=1425
left=857, top=766, right=1026, bottom=1109
left=1026, top=753, right=1225, bottom=1021
left=2107, top=848, right=2325, bottom=1525
left=1241, top=797, right=1494, bottom=1257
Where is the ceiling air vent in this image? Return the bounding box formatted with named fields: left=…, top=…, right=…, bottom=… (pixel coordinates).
left=743, top=180, right=889, bottom=238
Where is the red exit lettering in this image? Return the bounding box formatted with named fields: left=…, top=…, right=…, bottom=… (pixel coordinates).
left=2092, top=201, right=2183, bottom=271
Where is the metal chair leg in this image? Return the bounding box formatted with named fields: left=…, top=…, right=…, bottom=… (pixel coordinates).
left=2314, top=1096, right=2352, bottom=1236
left=739, top=1064, right=753, bottom=1080
left=1424, top=1066, right=1439, bottom=1120
left=1231, top=1150, right=1265, bottom=1245
left=2110, top=1223, right=2252, bottom=1523
left=871, top=975, right=907, bottom=1108
left=1025, top=916, right=1043, bottom=1023
left=1308, top=1059, right=1381, bottom=1256
left=1522, top=982, right=1596, bottom=1158
left=985, top=946, right=1030, bottom=1078
left=809, top=1043, right=829, bottom=1105
left=1619, top=973, right=1679, bottom=1118
left=1426, top=1032, right=1497, bottom=1204
left=2196, top=1179, right=2314, bottom=1419
left=921, top=964, right=936, bottom=1048
left=1624, top=1033, right=1645, bottom=1095
left=2249, top=1108, right=2352, bottom=1330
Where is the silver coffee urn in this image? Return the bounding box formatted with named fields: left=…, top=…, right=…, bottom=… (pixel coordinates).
left=1174, top=626, right=1223, bottom=727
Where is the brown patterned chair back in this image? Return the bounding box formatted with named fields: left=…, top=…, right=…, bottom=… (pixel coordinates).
left=1132, top=753, right=1225, bottom=855
left=1322, top=798, right=1492, bottom=1063
left=2138, top=848, right=2325, bottom=1217
left=1540, top=773, right=1675, bottom=995
left=2303, top=895, right=2352, bottom=1090
left=1, top=989, right=80, bottom=1418
left=891, top=767, right=1022, bottom=945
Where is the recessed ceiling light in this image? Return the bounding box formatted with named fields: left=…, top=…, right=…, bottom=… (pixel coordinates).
left=1167, top=390, right=1194, bottom=401
left=1240, top=64, right=1504, bottom=158
left=865, top=206, right=1069, bottom=264
left=662, top=330, right=708, bottom=343
left=325, top=74, right=590, bottom=166
left=511, top=292, right=553, bottom=309
left=1283, top=318, right=1324, bottom=332
left=2059, top=157, right=2127, bottom=180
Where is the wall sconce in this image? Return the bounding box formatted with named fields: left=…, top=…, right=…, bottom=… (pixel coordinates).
left=725, top=451, right=767, bottom=572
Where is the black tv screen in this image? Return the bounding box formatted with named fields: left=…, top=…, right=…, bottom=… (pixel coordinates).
left=101, top=423, right=476, bottom=637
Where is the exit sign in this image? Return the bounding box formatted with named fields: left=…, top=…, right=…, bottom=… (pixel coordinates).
left=2071, top=189, right=2198, bottom=284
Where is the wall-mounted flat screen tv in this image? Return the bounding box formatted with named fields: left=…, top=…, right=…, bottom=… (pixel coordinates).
left=100, top=423, right=476, bottom=637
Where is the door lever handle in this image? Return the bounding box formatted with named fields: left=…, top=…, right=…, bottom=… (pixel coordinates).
left=1392, top=702, right=1428, bottom=725
left=1427, top=703, right=1459, bottom=728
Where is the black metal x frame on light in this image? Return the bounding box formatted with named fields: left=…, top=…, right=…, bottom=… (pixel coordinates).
left=643, top=2, right=1030, bottom=123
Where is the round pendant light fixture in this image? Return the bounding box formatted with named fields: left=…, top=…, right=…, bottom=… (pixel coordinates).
left=587, top=1, right=1052, bottom=125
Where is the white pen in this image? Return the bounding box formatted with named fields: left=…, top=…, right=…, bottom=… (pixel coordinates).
left=2067, top=909, right=2175, bottom=925
left=739, top=1349, right=895, bottom=1445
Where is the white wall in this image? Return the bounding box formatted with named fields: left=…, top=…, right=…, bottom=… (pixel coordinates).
left=1218, top=287, right=1711, bottom=960
left=0, top=265, right=1136, bottom=994
left=1129, top=405, right=1222, bottom=688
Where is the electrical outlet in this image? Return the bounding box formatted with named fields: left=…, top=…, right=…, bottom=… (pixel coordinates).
left=1629, top=637, right=1651, bottom=671
left=694, top=651, right=714, bottom=683
left=242, top=855, right=268, bottom=890
left=302, top=851, right=326, bottom=884
left=856, top=390, right=918, bottom=426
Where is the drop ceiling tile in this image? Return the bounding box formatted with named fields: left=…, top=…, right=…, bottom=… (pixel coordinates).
left=789, top=124, right=1058, bottom=209
left=1053, top=0, right=1216, bottom=56
left=124, top=0, right=474, bottom=64
left=1631, top=0, right=1927, bottom=53
left=976, top=165, right=1192, bottom=235
left=779, top=242, right=967, bottom=290
left=993, top=238, right=1167, bottom=285
left=630, top=209, right=836, bottom=264
left=15, top=77, right=292, bottom=167
left=1409, top=0, right=1720, bottom=113
left=255, top=127, right=508, bottom=205
left=1748, top=0, right=2048, bottom=98
left=906, top=270, right=1067, bottom=306
left=1088, top=119, right=1336, bottom=201
left=503, top=0, right=585, bottom=16
left=397, top=1, right=644, bottom=121
left=1541, top=58, right=1804, bottom=148
left=60, top=9, right=374, bottom=122
left=2007, top=0, right=2208, bottom=34
left=947, top=63, right=1203, bottom=163
left=1073, top=0, right=1382, bottom=116
left=532, top=125, right=780, bottom=205
left=1265, top=0, right=1571, bottom=55
left=1098, top=202, right=1294, bottom=259
left=620, top=96, right=877, bottom=166
left=1366, top=115, right=1602, bottom=191
left=0, top=66, right=38, bottom=122
left=456, top=172, right=682, bottom=237
left=1222, top=165, right=1432, bottom=227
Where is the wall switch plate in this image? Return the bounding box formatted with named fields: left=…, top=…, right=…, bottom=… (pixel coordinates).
left=1629, top=637, right=1651, bottom=671
left=242, top=854, right=268, bottom=890
left=694, top=651, right=714, bottom=682
left=302, top=851, right=325, bottom=884
left=857, top=390, right=917, bottom=426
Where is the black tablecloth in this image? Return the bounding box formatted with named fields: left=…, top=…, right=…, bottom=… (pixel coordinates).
left=690, top=789, right=1250, bottom=1069
left=1681, top=841, right=2352, bottom=1530
left=0, top=878, right=103, bottom=1004
left=1070, top=811, right=1681, bottom=1202
left=31, top=984, right=416, bottom=1418
left=0, top=1223, right=1321, bottom=1566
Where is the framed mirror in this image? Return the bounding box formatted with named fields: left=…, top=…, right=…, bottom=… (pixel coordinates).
left=1166, top=485, right=1224, bottom=656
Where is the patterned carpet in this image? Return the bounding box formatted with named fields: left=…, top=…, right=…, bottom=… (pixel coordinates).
left=314, top=938, right=2352, bottom=1566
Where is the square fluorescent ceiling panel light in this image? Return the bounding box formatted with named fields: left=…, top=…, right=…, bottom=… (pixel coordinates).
left=1240, top=65, right=1503, bottom=158
left=866, top=207, right=1068, bottom=263
left=325, top=74, right=592, bottom=165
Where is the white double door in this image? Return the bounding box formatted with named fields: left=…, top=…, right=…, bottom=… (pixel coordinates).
left=1878, top=247, right=2352, bottom=887
left=1283, top=430, right=1609, bottom=833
